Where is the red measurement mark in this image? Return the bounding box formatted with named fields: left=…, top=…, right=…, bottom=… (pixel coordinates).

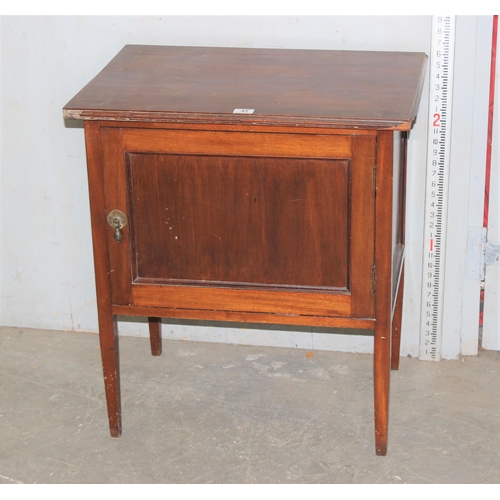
left=433, top=113, right=441, bottom=127
left=430, top=239, right=434, bottom=251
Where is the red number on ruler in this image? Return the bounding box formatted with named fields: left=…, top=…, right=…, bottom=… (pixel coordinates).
left=433, top=113, right=441, bottom=126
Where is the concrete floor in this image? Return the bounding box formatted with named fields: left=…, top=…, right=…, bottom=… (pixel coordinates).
left=0, top=326, right=499, bottom=484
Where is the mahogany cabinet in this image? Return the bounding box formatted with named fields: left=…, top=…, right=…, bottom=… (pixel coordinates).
left=63, top=45, right=427, bottom=455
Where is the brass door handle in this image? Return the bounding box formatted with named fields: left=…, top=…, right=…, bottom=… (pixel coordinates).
left=107, top=210, right=128, bottom=243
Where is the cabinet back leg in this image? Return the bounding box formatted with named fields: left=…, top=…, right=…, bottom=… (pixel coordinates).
left=391, top=264, right=404, bottom=371
left=148, top=317, right=162, bottom=356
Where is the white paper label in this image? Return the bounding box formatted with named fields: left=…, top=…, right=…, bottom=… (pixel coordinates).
left=233, top=108, right=254, bottom=114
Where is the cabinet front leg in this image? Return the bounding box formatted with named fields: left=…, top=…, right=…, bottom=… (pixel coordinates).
left=374, top=319, right=391, bottom=456
left=99, top=314, right=122, bottom=437
left=373, top=129, right=394, bottom=456
left=148, top=317, right=162, bottom=356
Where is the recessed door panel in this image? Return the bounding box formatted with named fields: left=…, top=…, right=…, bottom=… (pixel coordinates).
left=128, top=153, right=350, bottom=291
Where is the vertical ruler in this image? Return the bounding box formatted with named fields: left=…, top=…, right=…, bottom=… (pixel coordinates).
left=419, top=16, right=456, bottom=361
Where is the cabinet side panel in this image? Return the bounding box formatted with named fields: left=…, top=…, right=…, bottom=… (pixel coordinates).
left=392, top=131, right=406, bottom=303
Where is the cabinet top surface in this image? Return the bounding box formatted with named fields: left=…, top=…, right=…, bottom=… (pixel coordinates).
left=63, top=44, right=427, bottom=130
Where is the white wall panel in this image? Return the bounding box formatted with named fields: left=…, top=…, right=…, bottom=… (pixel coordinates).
left=0, top=15, right=488, bottom=358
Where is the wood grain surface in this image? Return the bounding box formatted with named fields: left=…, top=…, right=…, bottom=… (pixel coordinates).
left=64, top=45, right=427, bottom=130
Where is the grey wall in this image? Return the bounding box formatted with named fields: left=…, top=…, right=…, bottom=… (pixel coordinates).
left=0, top=16, right=492, bottom=358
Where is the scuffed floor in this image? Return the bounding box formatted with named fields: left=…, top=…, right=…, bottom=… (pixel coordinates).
left=0, top=326, right=499, bottom=484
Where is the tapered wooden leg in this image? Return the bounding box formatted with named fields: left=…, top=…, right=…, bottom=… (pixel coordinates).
left=148, top=317, right=162, bottom=356
left=374, top=319, right=391, bottom=456
left=391, top=264, right=404, bottom=371
left=84, top=121, right=122, bottom=438
left=373, top=130, right=394, bottom=456
left=98, top=314, right=122, bottom=437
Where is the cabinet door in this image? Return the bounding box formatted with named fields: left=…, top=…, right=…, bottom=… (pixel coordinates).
left=100, top=126, right=375, bottom=319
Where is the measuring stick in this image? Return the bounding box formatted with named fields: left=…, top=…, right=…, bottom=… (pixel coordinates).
left=419, top=16, right=456, bottom=361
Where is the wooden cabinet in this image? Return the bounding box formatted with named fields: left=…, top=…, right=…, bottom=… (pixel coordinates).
left=64, top=45, right=427, bottom=455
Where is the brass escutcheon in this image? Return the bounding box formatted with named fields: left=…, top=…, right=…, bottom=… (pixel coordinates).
left=107, top=210, right=128, bottom=243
